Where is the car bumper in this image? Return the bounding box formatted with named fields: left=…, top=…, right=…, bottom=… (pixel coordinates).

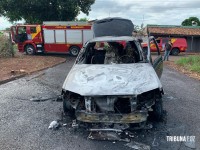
left=76, top=111, right=148, bottom=123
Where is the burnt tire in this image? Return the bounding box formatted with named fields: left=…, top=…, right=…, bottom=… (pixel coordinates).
left=25, top=45, right=36, bottom=55
left=171, top=48, right=179, bottom=56
left=63, top=98, right=75, bottom=118
left=151, top=98, right=163, bottom=121
left=69, top=46, right=80, bottom=57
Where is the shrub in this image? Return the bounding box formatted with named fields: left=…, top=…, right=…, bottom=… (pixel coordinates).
left=0, top=34, right=15, bottom=58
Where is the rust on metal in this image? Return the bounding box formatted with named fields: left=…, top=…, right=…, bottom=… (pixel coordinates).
left=76, top=111, right=148, bottom=123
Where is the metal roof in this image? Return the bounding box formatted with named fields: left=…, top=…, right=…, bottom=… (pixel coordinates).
left=147, top=24, right=200, bottom=29
left=147, top=25, right=200, bottom=37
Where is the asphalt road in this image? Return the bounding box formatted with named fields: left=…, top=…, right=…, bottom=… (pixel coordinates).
left=0, top=56, right=199, bottom=150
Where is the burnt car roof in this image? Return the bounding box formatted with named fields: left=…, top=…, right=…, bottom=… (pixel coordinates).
left=88, top=36, right=137, bottom=43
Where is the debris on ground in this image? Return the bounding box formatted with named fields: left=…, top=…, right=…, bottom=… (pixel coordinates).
left=0, top=51, right=66, bottom=82
left=152, top=137, right=159, bottom=147
left=30, top=96, right=59, bottom=102
left=72, top=120, right=79, bottom=128
left=56, top=95, right=63, bottom=102
left=88, top=131, right=130, bottom=142
left=125, top=141, right=151, bottom=150
left=113, top=124, right=129, bottom=130
left=62, top=123, right=67, bottom=127
left=11, top=69, right=26, bottom=75
left=48, top=120, right=60, bottom=129
left=124, top=131, right=135, bottom=138
left=166, top=96, right=177, bottom=100
left=184, top=141, right=196, bottom=149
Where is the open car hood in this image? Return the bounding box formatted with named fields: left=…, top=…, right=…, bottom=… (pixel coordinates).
left=92, top=17, right=134, bottom=37
left=62, top=63, right=162, bottom=96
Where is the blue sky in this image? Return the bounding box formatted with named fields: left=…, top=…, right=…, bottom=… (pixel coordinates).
left=1, top=0, right=200, bottom=30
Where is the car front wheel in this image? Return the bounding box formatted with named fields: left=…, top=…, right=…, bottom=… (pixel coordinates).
left=63, top=98, right=75, bottom=118
left=151, top=98, right=163, bottom=121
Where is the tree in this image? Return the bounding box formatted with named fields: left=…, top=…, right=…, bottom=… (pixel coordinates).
left=5, top=28, right=11, bottom=31
left=133, top=24, right=146, bottom=37
left=0, top=0, right=95, bottom=24
left=75, top=17, right=89, bottom=22
left=181, top=17, right=200, bottom=26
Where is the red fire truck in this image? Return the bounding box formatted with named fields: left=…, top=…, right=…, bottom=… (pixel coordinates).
left=142, top=37, right=187, bottom=56
left=11, top=21, right=93, bottom=56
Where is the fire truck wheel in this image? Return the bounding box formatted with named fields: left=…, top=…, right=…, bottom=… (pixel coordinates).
left=171, top=48, right=179, bottom=56
left=69, top=46, right=80, bottom=57
left=25, top=45, right=36, bottom=55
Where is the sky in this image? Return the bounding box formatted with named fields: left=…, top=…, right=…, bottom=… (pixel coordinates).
left=1, top=0, right=200, bottom=30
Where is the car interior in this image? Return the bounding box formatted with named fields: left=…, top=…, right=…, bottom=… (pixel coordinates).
left=79, top=40, right=142, bottom=64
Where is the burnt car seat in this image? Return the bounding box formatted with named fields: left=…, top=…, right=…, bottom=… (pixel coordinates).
left=91, top=50, right=106, bottom=64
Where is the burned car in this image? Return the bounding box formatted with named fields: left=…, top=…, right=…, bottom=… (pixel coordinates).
left=61, top=18, right=164, bottom=130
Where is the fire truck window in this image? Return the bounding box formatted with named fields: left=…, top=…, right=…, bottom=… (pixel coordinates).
left=18, top=27, right=26, bottom=34
left=156, top=40, right=160, bottom=43
left=30, top=27, right=37, bottom=33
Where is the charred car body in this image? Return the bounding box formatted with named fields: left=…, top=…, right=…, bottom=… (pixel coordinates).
left=61, top=18, right=164, bottom=129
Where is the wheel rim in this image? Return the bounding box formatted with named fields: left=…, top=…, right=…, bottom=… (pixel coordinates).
left=172, top=49, right=179, bottom=55
left=27, top=46, right=34, bottom=54
left=70, top=47, right=79, bottom=56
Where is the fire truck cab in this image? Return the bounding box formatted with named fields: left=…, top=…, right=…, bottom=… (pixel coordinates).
left=11, top=22, right=93, bottom=56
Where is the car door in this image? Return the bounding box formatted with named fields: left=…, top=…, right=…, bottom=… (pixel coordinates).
left=11, top=26, right=17, bottom=43
left=150, top=37, right=163, bottom=78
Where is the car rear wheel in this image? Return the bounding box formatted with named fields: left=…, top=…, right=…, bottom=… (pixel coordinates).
left=25, top=45, right=36, bottom=55
left=69, top=46, right=80, bottom=57
left=171, top=48, right=179, bottom=56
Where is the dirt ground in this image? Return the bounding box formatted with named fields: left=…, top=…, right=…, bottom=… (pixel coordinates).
left=0, top=52, right=66, bottom=82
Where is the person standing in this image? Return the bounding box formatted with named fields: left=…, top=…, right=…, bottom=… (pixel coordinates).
left=163, top=39, right=173, bottom=61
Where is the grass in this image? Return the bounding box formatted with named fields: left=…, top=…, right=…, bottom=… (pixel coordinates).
left=175, top=55, right=200, bottom=73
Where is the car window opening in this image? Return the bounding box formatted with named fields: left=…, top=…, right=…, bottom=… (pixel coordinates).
left=83, top=41, right=141, bottom=64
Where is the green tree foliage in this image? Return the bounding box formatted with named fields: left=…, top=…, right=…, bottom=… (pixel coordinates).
left=181, top=17, right=200, bottom=26
left=133, top=24, right=146, bottom=37
left=0, top=0, right=95, bottom=24
left=75, top=17, right=89, bottom=22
